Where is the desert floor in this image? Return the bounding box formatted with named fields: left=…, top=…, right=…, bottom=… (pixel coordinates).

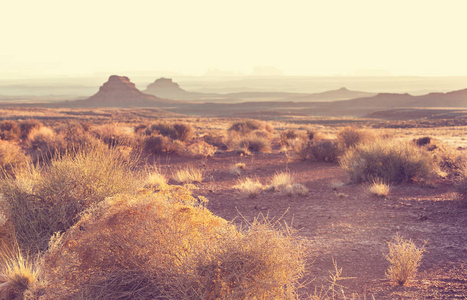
left=154, top=150, right=467, bottom=299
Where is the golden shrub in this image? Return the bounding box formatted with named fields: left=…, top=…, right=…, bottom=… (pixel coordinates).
left=385, top=234, right=425, bottom=285
left=28, top=187, right=306, bottom=299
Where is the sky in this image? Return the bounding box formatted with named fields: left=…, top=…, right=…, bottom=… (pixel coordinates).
left=1, top=0, right=467, bottom=79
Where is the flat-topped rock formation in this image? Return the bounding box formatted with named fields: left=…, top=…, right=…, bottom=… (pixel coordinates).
left=69, top=75, right=175, bottom=107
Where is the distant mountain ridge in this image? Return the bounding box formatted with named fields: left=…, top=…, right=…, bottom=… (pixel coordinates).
left=143, top=77, right=376, bottom=102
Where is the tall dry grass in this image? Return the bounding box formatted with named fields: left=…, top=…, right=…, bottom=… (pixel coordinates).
left=385, top=234, right=426, bottom=285
left=1, top=144, right=142, bottom=252
left=25, top=187, right=306, bottom=299
left=0, top=141, right=29, bottom=178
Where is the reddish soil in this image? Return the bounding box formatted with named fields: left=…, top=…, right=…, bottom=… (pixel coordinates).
left=156, top=151, right=467, bottom=299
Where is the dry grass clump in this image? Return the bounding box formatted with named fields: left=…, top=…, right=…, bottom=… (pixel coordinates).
left=144, top=171, right=167, bottom=189
left=299, top=140, right=341, bottom=162
left=283, top=183, right=309, bottom=196
left=91, top=124, right=135, bottom=148
left=340, top=138, right=435, bottom=183
left=425, top=140, right=467, bottom=178
left=223, top=130, right=272, bottom=154
left=26, top=126, right=66, bottom=163
left=172, top=166, right=204, bottom=184
left=1, top=145, right=141, bottom=252
left=0, top=141, right=29, bottom=178
left=238, top=135, right=272, bottom=153
left=229, top=163, right=246, bottom=176
left=368, top=178, right=390, bottom=197
left=0, top=251, right=39, bottom=300
left=268, top=172, right=308, bottom=196
left=234, top=178, right=264, bottom=198
left=0, top=121, right=21, bottom=142
left=185, top=140, right=217, bottom=158
left=19, top=119, right=42, bottom=140
left=145, top=122, right=194, bottom=142
left=27, top=187, right=306, bottom=299
left=385, top=234, right=426, bottom=285
left=336, top=126, right=373, bottom=150
left=229, top=119, right=273, bottom=135
left=141, top=134, right=186, bottom=155
left=269, top=172, right=294, bottom=191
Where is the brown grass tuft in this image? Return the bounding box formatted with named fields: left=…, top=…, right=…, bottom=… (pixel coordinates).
left=0, top=141, right=29, bottom=178
left=172, top=166, right=204, bottom=184
left=185, top=140, right=217, bottom=158
left=0, top=250, right=39, bottom=300
left=368, top=178, right=390, bottom=197
left=233, top=178, right=264, bottom=198
left=385, top=234, right=426, bottom=285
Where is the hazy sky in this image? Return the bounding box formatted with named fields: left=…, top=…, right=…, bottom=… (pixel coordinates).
left=2, top=0, right=467, bottom=78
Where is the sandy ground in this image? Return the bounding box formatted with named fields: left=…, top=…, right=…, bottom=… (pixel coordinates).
left=155, top=151, right=467, bottom=299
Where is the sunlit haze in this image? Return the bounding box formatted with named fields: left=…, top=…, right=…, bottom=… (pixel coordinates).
left=1, top=0, right=467, bottom=79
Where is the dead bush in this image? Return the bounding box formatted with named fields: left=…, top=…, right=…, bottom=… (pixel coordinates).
left=299, top=140, right=341, bottom=162
left=145, top=122, right=194, bottom=142
left=0, top=145, right=141, bottom=252
left=26, top=127, right=66, bottom=163
left=202, top=132, right=227, bottom=149
left=385, top=234, right=425, bottom=285
left=0, top=141, right=29, bottom=178
left=143, top=134, right=176, bottom=155
left=0, top=121, right=20, bottom=142
left=27, top=187, right=306, bottom=299
left=229, top=119, right=273, bottom=135
left=337, top=127, right=372, bottom=150
left=91, top=124, right=135, bottom=148
left=58, top=122, right=103, bottom=152
left=19, top=119, right=43, bottom=140
left=185, top=140, right=217, bottom=158
left=238, top=136, right=271, bottom=153
left=340, top=138, right=435, bottom=183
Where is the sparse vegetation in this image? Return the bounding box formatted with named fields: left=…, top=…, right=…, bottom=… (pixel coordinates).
left=340, top=138, right=435, bottom=183
left=234, top=177, right=264, bottom=197
left=300, top=140, right=341, bottom=162
left=1, top=145, right=141, bottom=252
left=145, top=122, right=194, bottom=142
left=0, top=250, right=39, bottom=300
left=229, top=163, right=246, bottom=176
left=185, top=140, right=217, bottom=158
left=368, top=178, right=390, bottom=197
left=337, top=126, right=373, bottom=150
left=229, top=119, right=273, bottom=135
left=0, top=121, right=21, bottom=141
left=23, top=187, right=306, bottom=299
left=172, top=166, right=204, bottom=184
left=144, top=171, right=167, bottom=188
left=0, top=141, right=29, bottom=178
left=385, top=234, right=426, bottom=285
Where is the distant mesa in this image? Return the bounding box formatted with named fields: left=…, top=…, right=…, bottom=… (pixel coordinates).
left=70, top=75, right=175, bottom=108
left=144, top=77, right=221, bottom=100
left=144, top=77, right=190, bottom=99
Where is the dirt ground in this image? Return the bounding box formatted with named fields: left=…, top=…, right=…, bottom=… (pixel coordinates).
left=155, top=151, right=467, bottom=299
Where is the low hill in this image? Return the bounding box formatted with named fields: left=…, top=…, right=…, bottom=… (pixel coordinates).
left=143, top=78, right=375, bottom=102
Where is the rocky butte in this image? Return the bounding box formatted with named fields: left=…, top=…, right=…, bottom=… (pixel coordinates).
left=74, top=75, right=174, bottom=108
